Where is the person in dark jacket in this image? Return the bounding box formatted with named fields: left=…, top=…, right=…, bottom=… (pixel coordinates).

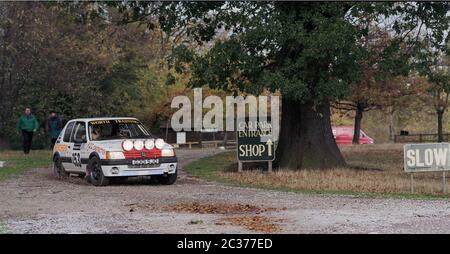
left=46, top=111, right=63, bottom=147
left=16, top=107, right=39, bottom=154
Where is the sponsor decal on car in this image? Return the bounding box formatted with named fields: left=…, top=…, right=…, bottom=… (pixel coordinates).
left=54, top=144, right=69, bottom=153
left=89, top=120, right=111, bottom=125
left=87, top=142, right=106, bottom=156
left=114, top=119, right=139, bottom=124
left=90, top=119, right=139, bottom=125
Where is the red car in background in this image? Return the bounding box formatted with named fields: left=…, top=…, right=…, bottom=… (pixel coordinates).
left=332, top=126, right=374, bottom=145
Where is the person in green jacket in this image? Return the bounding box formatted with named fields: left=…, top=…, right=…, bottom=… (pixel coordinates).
left=17, top=107, right=39, bottom=154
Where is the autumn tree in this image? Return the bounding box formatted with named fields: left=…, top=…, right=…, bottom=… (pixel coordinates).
left=417, top=57, right=450, bottom=142
left=333, top=27, right=411, bottom=144
left=373, top=75, right=420, bottom=141
left=0, top=2, right=174, bottom=148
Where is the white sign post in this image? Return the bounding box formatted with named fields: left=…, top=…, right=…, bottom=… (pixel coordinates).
left=176, top=132, right=186, bottom=145
left=404, top=143, right=450, bottom=194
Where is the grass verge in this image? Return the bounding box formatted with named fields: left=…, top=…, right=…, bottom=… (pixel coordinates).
left=185, top=145, right=450, bottom=200
left=0, top=150, right=52, bottom=181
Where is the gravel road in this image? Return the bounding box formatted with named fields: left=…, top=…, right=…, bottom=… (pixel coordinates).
left=1, top=148, right=450, bottom=234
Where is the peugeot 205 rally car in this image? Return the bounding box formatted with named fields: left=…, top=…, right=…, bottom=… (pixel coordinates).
left=52, top=117, right=177, bottom=186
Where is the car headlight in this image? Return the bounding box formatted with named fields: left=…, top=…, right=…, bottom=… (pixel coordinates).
left=161, top=148, right=175, bottom=157
left=134, top=140, right=144, bottom=150
left=145, top=139, right=155, bottom=150
left=155, top=138, right=165, bottom=149
left=106, top=151, right=125, bottom=160
left=122, top=140, right=133, bottom=151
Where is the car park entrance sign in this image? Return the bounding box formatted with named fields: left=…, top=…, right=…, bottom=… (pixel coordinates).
left=237, top=129, right=274, bottom=161
left=237, top=119, right=275, bottom=172
left=403, top=143, right=449, bottom=194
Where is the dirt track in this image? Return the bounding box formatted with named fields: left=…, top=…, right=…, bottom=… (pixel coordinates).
left=1, top=148, right=450, bottom=234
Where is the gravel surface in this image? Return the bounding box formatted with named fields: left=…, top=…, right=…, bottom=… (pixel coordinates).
left=1, top=148, right=450, bottom=234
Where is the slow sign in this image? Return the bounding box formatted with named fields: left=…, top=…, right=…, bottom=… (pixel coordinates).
left=404, top=143, right=450, bottom=172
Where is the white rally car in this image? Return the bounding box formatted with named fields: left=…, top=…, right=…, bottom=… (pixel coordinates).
left=52, top=117, right=177, bottom=186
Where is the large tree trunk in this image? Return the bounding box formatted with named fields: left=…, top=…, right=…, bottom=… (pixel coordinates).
left=274, top=98, right=346, bottom=169
left=352, top=106, right=363, bottom=144
left=437, top=110, right=444, bottom=142
left=388, top=105, right=396, bottom=142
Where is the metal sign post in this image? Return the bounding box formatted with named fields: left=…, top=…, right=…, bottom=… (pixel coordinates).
left=410, top=173, right=415, bottom=194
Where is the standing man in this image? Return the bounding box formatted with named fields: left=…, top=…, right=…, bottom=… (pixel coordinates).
left=16, top=107, right=39, bottom=154
left=46, top=111, right=62, bottom=147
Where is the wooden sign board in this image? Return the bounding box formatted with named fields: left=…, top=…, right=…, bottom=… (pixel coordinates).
left=237, top=120, right=275, bottom=161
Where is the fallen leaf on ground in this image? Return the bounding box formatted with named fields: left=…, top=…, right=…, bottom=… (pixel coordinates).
left=162, top=202, right=276, bottom=214
left=219, top=215, right=282, bottom=233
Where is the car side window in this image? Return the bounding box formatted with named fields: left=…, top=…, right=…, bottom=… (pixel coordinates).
left=72, top=122, right=87, bottom=143
left=63, top=122, right=75, bottom=142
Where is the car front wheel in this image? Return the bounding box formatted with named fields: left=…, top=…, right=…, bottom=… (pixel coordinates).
left=157, top=171, right=177, bottom=185
left=88, top=156, right=109, bottom=186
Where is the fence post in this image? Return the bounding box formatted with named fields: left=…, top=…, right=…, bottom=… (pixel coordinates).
left=198, top=132, right=203, bottom=148
left=419, top=134, right=422, bottom=143
left=443, top=171, right=447, bottom=194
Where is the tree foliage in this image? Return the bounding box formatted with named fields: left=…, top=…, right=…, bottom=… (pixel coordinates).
left=119, top=1, right=450, bottom=168
left=0, top=2, right=176, bottom=148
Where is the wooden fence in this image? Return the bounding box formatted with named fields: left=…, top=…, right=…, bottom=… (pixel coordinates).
left=394, top=133, right=450, bottom=143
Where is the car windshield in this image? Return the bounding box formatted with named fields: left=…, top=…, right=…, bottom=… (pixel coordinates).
left=88, top=119, right=153, bottom=141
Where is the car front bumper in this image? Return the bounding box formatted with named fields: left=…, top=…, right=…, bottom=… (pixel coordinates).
left=100, top=157, right=177, bottom=177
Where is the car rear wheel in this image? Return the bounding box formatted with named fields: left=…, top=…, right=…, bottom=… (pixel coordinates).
left=157, top=171, right=177, bottom=185
left=53, top=155, right=69, bottom=179
left=88, top=156, right=109, bottom=186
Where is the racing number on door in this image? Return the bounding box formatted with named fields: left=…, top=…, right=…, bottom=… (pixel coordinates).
left=71, top=153, right=82, bottom=167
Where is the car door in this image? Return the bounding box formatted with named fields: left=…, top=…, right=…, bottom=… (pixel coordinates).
left=69, top=122, right=88, bottom=173
left=60, top=121, right=76, bottom=171
left=360, top=131, right=372, bottom=144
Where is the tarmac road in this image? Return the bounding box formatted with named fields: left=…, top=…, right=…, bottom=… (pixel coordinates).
left=1, top=148, right=450, bottom=233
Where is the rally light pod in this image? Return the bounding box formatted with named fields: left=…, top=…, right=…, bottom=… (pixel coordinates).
left=145, top=139, right=155, bottom=150
left=134, top=140, right=144, bottom=151
left=122, top=140, right=134, bottom=151
left=155, top=138, right=165, bottom=149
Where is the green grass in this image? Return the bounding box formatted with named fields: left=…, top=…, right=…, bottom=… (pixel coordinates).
left=0, top=150, right=52, bottom=181
left=185, top=150, right=450, bottom=200
left=185, top=152, right=236, bottom=181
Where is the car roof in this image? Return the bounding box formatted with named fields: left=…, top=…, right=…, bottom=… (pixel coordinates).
left=332, top=126, right=367, bottom=132
left=67, top=117, right=139, bottom=123
left=332, top=126, right=354, bottom=129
